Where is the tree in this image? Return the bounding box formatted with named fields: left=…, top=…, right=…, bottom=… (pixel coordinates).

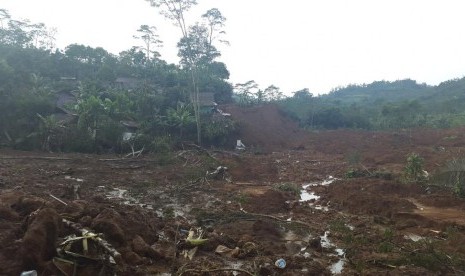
left=35, top=113, right=64, bottom=151
left=263, top=85, right=283, bottom=102
left=432, top=159, right=465, bottom=197
left=145, top=0, right=197, bottom=37
left=145, top=0, right=227, bottom=145
left=76, top=95, right=107, bottom=140
left=146, top=0, right=202, bottom=143
left=177, top=23, right=220, bottom=67
left=293, top=88, right=313, bottom=100
left=4, top=19, right=31, bottom=46
left=404, top=153, right=426, bottom=183
left=167, top=102, right=195, bottom=139
left=119, top=46, right=148, bottom=68
left=0, top=9, right=11, bottom=32
left=312, top=107, right=346, bottom=129
left=29, top=23, right=51, bottom=49
left=234, top=80, right=259, bottom=105
left=201, top=8, right=228, bottom=47
left=133, top=24, right=162, bottom=61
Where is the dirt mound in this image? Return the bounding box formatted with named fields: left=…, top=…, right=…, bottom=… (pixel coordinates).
left=222, top=104, right=310, bottom=152
left=3, top=123, right=465, bottom=274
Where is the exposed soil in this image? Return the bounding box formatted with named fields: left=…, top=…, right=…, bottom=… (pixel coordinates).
left=2, top=105, right=465, bottom=275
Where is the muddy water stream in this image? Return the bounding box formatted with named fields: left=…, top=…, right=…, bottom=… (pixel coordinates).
left=300, top=177, right=347, bottom=274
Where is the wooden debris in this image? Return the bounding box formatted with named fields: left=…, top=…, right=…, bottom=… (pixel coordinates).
left=49, top=194, right=68, bottom=206
left=62, top=219, right=121, bottom=263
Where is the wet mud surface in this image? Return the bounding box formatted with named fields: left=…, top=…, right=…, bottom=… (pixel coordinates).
left=2, top=127, right=465, bottom=275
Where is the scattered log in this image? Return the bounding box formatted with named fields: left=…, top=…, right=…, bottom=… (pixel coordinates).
left=0, top=156, right=72, bottom=160
left=49, top=194, right=68, bottom=206
left=239, top=204, right=320, bottom=230
left=179, top=268, right=255, bottom=276
left=62, top=219, right=122, bottom=263
left=182, top=142, right=219, bottom=162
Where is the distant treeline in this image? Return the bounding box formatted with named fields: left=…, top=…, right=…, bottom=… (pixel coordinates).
left=279, top=78, right=465, bottom=130
left=2, top=8, right=465, bottom=154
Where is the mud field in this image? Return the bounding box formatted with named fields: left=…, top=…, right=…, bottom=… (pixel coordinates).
left=2, top=114, right=465, bottom=275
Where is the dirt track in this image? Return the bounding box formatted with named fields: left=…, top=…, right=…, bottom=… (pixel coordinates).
left=2, top=107, right=465, bottom=275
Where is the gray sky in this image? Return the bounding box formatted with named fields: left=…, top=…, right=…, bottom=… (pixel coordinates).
left=2, top=0, right=465, bottom=95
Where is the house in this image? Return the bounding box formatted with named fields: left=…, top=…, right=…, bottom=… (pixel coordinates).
left=53, top=90, right=78, bottom=124
left=197, top=93, right=216, bottom=114
left=55, top=90, right=77, bottom=112
left=115, top=77, right=142, bottom=90
left=120, top=120, right=139, bottom=141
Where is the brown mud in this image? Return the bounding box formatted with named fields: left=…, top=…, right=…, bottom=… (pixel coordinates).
left=1, top=105, right=465, bottom=275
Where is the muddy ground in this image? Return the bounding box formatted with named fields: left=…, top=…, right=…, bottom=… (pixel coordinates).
left=2, top=110, right=465, bottom=275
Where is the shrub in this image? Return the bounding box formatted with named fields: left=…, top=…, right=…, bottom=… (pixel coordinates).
left=431, top=158, right=465, bottom=197
left=403, top=153, right=426, bottom=183
left=202, top=118, right=237, bottom=147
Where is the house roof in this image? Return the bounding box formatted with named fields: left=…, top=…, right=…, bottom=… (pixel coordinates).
left=52, top=112, right=78, bottom=124
left=120, top=120, right=140, bottom=129
left=55, top=90, right=78, bottom=115
left=197, top=93, right=216, bottom=106
left=115, top=77, right=141, bottom=89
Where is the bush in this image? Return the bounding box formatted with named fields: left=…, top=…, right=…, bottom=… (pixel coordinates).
left=202, top=118, right=237, bottom=147
left=403, top=153, right=426, bottom=183
left=431, top=158, right=465, bottom=197
left=150, top=135, right=173, bottom=153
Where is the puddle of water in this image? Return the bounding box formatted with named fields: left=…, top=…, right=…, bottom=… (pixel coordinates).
left=156, top=203, right=193, bottom=221
left=299, top=176, right=336, bottom=211
left=105, top=187, right=153, bottom=210
left=224, top=260, right=244, bottom=276
left=300, top=189, right=320, bottom=202
left=314, top=205, right=329, bottom=211
left=404, top=233, right=424, bottom=242
left=330, top=259, right=346, bottom=274
left=321, top=176, right=335, bottom=185
left=65, top=176, right=84, bottom=182
left=320, top=231, right=346, bottom=274
left=320, top=231, right=332, bottom=248
left=107, top=188, right=127, bottom=199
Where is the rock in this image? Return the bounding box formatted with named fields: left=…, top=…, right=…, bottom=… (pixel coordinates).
left=78, top=215, right=93, bottom=227
left=151, top=241, right=175, bottom=261
left=12, top=196, right=45, bottom=216
left=215, top=245, right=240, bottom=258
left=309, top=237, right=322, bottom=252
left=91, top=209, right=126, bottom=246
left=0, top=205, right=20, bottom=221
left=239, top=242, right=258, bottom=258
left=123, top=251, right=144, bottom=265
left=21, top=208, right=60, bottom=270
left=132, top=235, right=160, bottom=259
left=373, top=215, right=392, bottom=225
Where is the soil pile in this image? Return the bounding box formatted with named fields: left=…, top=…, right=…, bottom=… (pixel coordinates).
left=222, top=104, right=310, bottom=152
left=3, top=124, right=465, bottom=275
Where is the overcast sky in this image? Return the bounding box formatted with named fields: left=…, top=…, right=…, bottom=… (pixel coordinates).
left=2, top=0, right=465, bottom=95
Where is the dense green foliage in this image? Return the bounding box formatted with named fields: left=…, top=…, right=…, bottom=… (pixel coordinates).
left=2, top=7, right=465, bottom=154
left=279, top=78, right=465, bottom=130
left=0, top=10, right=235, bottom=153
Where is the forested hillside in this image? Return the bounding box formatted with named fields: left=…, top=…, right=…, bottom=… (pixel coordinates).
left=0, top=8, right=235, bottom=153
left=2, top=6, right=465, bottom=154
left=279, top=78, right=465, bottom=130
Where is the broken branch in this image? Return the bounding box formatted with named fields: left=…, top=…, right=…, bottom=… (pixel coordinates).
left=62, top=219, right=122, bottom=263
left=239, top=204, right=320, bottom=230
left=49, top=194, right=68, bottom=206
left=179, top=268, right=255, bottom=276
